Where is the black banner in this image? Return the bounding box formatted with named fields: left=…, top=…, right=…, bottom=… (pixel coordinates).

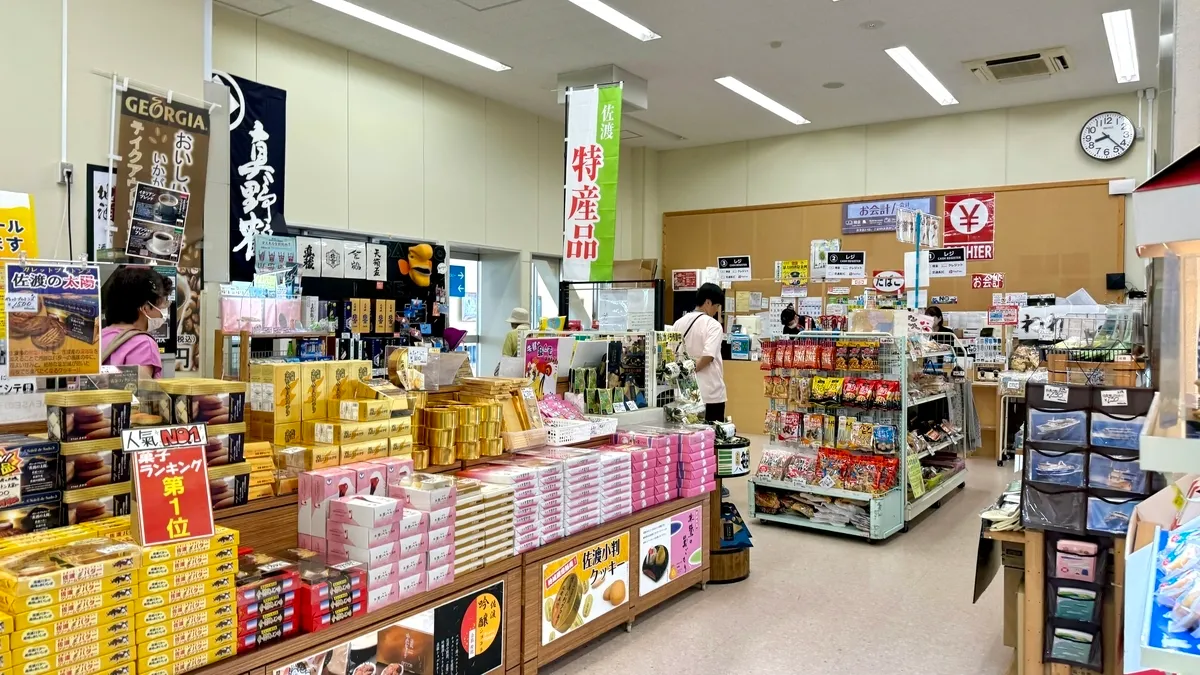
left=214, top=71, right=287, bottom=282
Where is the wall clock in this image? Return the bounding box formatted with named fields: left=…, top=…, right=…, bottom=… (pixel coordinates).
left=1080, top=111, right=1135, bottom=161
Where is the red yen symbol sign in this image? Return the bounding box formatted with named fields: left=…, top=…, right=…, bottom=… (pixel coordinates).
left=950, top=198, right=990, bottom=235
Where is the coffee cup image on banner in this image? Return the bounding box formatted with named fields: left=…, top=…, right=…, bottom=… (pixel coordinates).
left=126, top=220, right=183, bottom=264
left=131, top=182, right=190, bottom=227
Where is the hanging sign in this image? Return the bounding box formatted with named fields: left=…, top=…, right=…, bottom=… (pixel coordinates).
left=125, top=183, right=190, bottom=265
left=448, top=265, right=467, bottom=297
left=671, top=269, right=699, bottom=291
left=928, top=248, right=967, bottom=277
left=872, top=270, right=904, bottom=294
left=896, top=209, right=941, bottom=247
left=0, top=191, right=38, bottom=259
left=972, top=272, right=1005, bottom=289
left=716, top=256, right=752, bottom=282
left=931, top=295, right=958, bottom=305
left=809, top=239, right=839, bottom=281
left=213, top=72, right=287, bottom=282
left=5, top=264, right=101, bottom=378
left=253, top=234, right=296, bottom=273
left=125, top=423, right=215, bottom=546
left=367, top=244, right=388, bottom=282
left=944, top=192, right=996, bottom=260
left=108, top=88, right=211, bottom=271
left=563, top=84, right=622, bottom=282
left=779, top=259, right=809, bottom=286
left=1005, top=292, right=1029, bottom=306
left=296, top=236, right=322, bottom=277
left=825, top=251, right=866, bottom=279
left=321, top=239, right=345, bottom=278
left=343, top=242, right=366, bottom=280
left=843, top=196, right=935, bottom=235
left=987, top=304, right=1020, bottom=326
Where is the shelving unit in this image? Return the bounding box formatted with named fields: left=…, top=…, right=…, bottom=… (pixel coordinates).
left=748, top=323, right=969, bottom=541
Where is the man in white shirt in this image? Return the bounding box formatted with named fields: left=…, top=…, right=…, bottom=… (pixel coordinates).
left=670, top=283, right=727, bottom=423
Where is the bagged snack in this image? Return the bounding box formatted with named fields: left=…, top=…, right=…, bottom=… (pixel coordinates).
left=794, top=376, right=811, bottom=407
left=803, top=414, right=824, bottom=446
left=834, top=343, right=849, bottom=370
left=847, top=342, right=862, bottom=371
left=855, top=379, right=874, bottom=406
left=773, top=376, right=790, bottom=400
left=851, top=422, right=875, bottom=451
left=861, top=342, right=879, bottom=371
left=840, top=378, right=858, bottom=406
left=781, top=411, right=802, bottom=440
left=836, top=416, right=855, bottom=449
left=761, top=341, right=774, bottom=370
left=873, top=425, right=898, bottom=454
left=823, top=415, right=837, bottom=446
left=820, top=340, right=836, bottom=371
left=873, top=380, right=891, bottom=409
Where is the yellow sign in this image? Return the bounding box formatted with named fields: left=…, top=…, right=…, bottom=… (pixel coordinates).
left=541, top=532, right=629, bottom=645
left=0, top=192, right=38, bottom=259
left=780, top=259, right=808, bottom=286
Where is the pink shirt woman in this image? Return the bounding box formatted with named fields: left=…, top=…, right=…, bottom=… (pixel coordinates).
left=100, top=266, right=173, bottom=380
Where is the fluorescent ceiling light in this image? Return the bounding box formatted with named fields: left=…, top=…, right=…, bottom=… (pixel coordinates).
left=884, top=46, right=958, bottom=105
left=566, top=0, right=661, bottom=41
left=311, top=0, right=509, bottom=71
left=714, top=76, right=809, bottom=125
left=1103, top=9, right=1140, bottom=83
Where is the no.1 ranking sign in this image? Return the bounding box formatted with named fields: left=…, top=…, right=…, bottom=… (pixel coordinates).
left=122, top=424, right=214, bottom=546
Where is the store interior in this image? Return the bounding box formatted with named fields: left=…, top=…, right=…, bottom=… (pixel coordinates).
left=1, top=1, right=1199, bottom=674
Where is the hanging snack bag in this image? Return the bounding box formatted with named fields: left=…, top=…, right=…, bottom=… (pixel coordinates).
left=823, top=415, right=837, bottom=446
left=888, top=380, right=903, bottom=410
left=834, top=342, right=849, bottom=371
left=851, top=421, right=875, bottom=451
left=761, top=341, right=774, bottom=371
left=810, top=377, right=829, bottom=404
left=820, top=339, right=836, bottom=371
left=773, top=376, right=790, bottom=400
left=873, top=380, right=891, bottom=409
left=840, top=378, right=858, bottom=406
left=794, top=376, right=811, bottom=407
left=861, top=341, right=879, bottom=371
left=847, top=342, right=862, bottom=371
left=836, top=416, right=855, bottom=449
left=803, top=413, right=824, bottom=446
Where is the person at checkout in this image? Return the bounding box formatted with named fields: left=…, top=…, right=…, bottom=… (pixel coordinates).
left=670, top=283, right=728, bottom=423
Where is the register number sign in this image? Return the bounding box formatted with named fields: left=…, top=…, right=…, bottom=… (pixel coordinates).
left=124, top=424, right=215, bottom=546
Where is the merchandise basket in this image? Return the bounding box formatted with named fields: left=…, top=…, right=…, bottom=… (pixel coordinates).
left=546, top=419, right=593, bottom=446
left=585, top=415, right=619, bottom=438
left=500, top=427, right=548, bottom=451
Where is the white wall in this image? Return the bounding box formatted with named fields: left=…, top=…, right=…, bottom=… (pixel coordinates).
left=657, top=94, right=1150, bottom=287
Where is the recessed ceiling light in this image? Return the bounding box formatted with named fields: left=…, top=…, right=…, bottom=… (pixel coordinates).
left=884, top=46, right=958, bottom=105
left=822, top=82, right=844, bottom=89
left=1102, top=8, right=1140, bottom=83
left=310, top=0, right=510, bottom=71
left=566, top=0, right=661, bottom=41
left=715, top=76, right=809, bottom=125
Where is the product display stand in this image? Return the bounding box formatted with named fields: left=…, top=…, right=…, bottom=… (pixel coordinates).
left=710, top=436, right=752, bottom=584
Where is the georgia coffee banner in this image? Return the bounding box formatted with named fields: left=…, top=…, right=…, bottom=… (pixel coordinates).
left=108, top=87, right=210, bottom=269
left=213, top=72, right=288, bottom=282
left=562, top=84, right=622, bottom=282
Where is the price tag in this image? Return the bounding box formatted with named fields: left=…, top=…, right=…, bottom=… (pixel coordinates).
left=818, top=475, right=836, bottom=489
left=1004, top=379, right=1020, bottom=391
left=627, top=401, right=638, bottom=410
left=851, top=278, right=868, bottom=286
left=408, top=346, right=429, bottom=366
left=4, top=292, right=36, bottom=313
left=1115, top=354, right=1133, bottom=363
left=1043, top=385, right=1069, bottom=404
left=1100, top=389, right=1128, bottom=407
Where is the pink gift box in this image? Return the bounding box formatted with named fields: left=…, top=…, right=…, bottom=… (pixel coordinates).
left=427, top=565, right=453, bottom=591
left=398, top=532, right=427, bottom=558
left=680, top=482, right=716, bottom=497
left=398, top=509, right=428, bottom=536
left=566, top=519, right=600, bottom=535
left=328, top=541, right=400, bottom=568
left=367, top=583, right=398, bottom=612
left=427, top=526, right=453, bottom=549
left=347, top=462, right=388, bottom=497
left=299, top=468, right=357, bottom=537
left=679, top=446, right=713, bottom=462
left=329, top=495, right=402, bottom=528
left=397, top=553, right=426, bottom=577
left=363, top=563, right=402, bottom=590
left=389, top=482, right=456, bottom=511
left=397, top=573, right=426, bottom=600
left=428, top=506, right=456, bottom=529
left=327, top=521, right=400, bottom=549
left=427, top=544, right=454, bottom=569
left=367, top=457, right=415, bottom=485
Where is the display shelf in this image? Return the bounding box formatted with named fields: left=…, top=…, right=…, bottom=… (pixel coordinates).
left=914, top=437, right=957, bottom=460
left=981, top=528, right=1026, bottom=543
left=748, top=479, right=905, bottom=540
left=1135, top=526, right=1200, bottom=673
left=906, top=469, right=967, bottom=520
left=754, top=509, right=872, bottom=538
left=909, top=392, right=948, bottom=407
left=1138, top=391, right=1200, bottom=474
left=751, top=477, right=884, bottom=502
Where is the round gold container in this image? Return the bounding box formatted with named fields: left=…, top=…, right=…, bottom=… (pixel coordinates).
left=482, top=403, right=503, bottom=422
left=411, top=448, right=430, bottom=470
left=425, top=428, right=454, bottom=448
left=479, top=422, right=501, bottom=438
left=456, top=424, right=480, bottom=442
left=454, top=405, right=482, bottom=425
left=456, top=441, right=481, bottom=461
left=482, top=437, right=504, bottom=457
left=424, top=408, right=458, bottom=430
left=431, top=446, right=456, bottom=466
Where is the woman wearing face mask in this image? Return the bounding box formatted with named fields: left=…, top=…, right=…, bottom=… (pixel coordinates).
left=100, top=266, right=173, bottom=379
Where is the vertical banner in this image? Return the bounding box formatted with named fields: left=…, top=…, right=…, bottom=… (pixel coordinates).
left=563, top=84, right=622, bottom=282
left=214, top=72, right=288, bottom=282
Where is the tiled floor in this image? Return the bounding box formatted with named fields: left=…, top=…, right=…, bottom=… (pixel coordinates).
left=542, top=436, right=1017, bottom=675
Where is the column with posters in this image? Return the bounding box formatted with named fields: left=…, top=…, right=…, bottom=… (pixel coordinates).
left=213, top=72, right=288, bottom=283
left=562, top=84, right=622, bottom=282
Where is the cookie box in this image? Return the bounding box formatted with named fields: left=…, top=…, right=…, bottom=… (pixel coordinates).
left=14, top=630, right=132, bottom=671
left=387, top=416, right=413, bottom=436
left=203, top=432, right=245, bottom=467
left=138, top=624, right=236, bottom=659
left=427, top=544, right=454, bottom=570
left=243, top=441, right=273, bottom=460
left=397, top=573, right=426, bottom=601
left=236, top=586, right=294, bottom=622
left=427, top=526, right=452, bottom=550
left=0, top=491, right=63, bottom=537
left=138, top=527, right=238, bottom=567
left=38, top=644, right=133, bottom=675
left=7, top=601, right=131, bottom=643
left=44, top=392, right=132, bottom=443
left=366, top=583, right=397, bottom=613
left=426, top=564, right=453, bottom=591
left=336, top=399, right=391, bottom=423
left=135, top=575, right=235, bottom=613
left=327, top=541, right=400, bottom=569
left=388, top=435, right=414, bottom=457
left=13, top=586, right=134, bottom=630
left=141, top=547, right=236, bottom=580
left=388, top=473, right=456, bottom=511
left=299, top=598, right=365, bottom=633
left=297, top=467, right=357, bottom=538
left=157, top=379, right=246, bottom=426
left=303, top=420, right=388, bottom=446
left=0, top=539, right=139, bottom=597
left=11, top=623, right=131, bottom=666
left=299, top=362, right=329, bottom=422
left=328, top=495, right=401, bottom=528
left=134, top=613, right=235, bottom=645
left=294, top=558, right=365, bottom=600
left=249, top=421, right=301, bottom=448
left=133, top=615, right=231, bottom=653
left=236, top=617, right=297, bottom=652
left=137, top=560, right=236, bottom=597
left=133, top=588, right=234, bottom=629
left=298, top=583, right=362, bottom=619
left=342, top=460, right=387, bottom=496
left=326, top=521, right=400, bottom=549
left=0, top=436, right=61, bottom=502
left=138, top=638, right=235, bottom=673
left=63, top=485, right=130, bottom=527
left=276, top=445, right=340, bottom=472
left=59, top=442, right=124, bottom=492
left=233, top=554, right=299, bottom=607
left=207, top=463, right=251, bottom=511
left=248, top=363, right=301, bottom=425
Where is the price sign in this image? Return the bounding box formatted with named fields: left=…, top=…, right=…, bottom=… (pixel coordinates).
left=1100, top=389, right=1128, bottom=407
left=408, top=346, right=429, bottom=366
left=825, top=251, right=866, bottom=280
left=716, top=256, right=752, bottom=282
left=987, top=304, right=1019, bottom=326
left=1043, top=385, right=1070, bottom=404
left=126, top=424, right=214, bottom=546
left=828, top=287, right=851, bottom=296
left=4, top=293, right=36, bottom=313
left=928, top=248, right=966, bottom=277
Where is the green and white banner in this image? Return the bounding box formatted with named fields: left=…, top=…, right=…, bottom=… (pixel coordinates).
left=563, top=84, right=622, bottom=281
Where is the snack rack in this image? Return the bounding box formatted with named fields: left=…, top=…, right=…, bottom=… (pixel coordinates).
left=748, top=324, right=969, bottom=541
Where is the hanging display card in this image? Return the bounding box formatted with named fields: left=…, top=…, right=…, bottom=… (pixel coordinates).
left=987, top=304, right=1020, bottom=326
left=321, top=239, right=345, bottom=278
left=716, top=256, right=752, bottom=282
left=296, top=237, right=322, bottom=277
left=928, top=248, right=967, bottom=277
left=125, top=423, right=215, bottom=546
left=809, top=239, right=839, bottom=281
left=125, top=183, right=189, bottom=265
left=825, top=251, right=865, bottom=279
left=671, top=269, right=699, bottom=291
left=367, top=243, right=388, bottom=281
left=779, top=259, right=809, bottom=286
left=253, top=234, right=296, bottom=273
left=344, top=242, right=367, bottom=279
left=944, top=192, right=996, bottom=260
left=872, top=270, right=904, bottom=294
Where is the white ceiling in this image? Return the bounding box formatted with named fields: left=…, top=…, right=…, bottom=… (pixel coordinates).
left=217, top=0, right=1160, bottom=148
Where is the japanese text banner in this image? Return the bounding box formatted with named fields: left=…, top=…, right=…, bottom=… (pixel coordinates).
left=563, top=84, right=622, bottom=282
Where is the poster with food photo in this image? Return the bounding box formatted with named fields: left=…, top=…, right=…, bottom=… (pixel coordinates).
left=638, top=506, right=703, bottom=597
left=125, top=182, right=189, bottom=264
left=541, top=533, right=629, bottom=645
left=5, top=263, right=101, bottom=377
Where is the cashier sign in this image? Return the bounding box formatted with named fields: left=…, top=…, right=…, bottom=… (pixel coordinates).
left=122, top=424, right=215, bottom=546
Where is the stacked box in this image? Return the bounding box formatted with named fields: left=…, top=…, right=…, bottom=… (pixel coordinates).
left=478, top=484, right=515, bottom=567
left=0, top=536, right=141, bottom=675
left=326, top=494, right=417, bottom=612
left=450, top=480, right=485, bottom=576
left=296, top=466, right=357, bottom=555
left=677, top=426, right=717, bottom=497
left=388, top=474, right=457, bottom=594
left=46, top=390, right=135, bottom=532
left=519, top=448, right=603, bottom=535
left=248, top=362, right=302, bottom=446
left=614, top=431, right=674, bottom=510
left=500, top=458, right=564, bottom=544
left=233, top=553, right=298, bottom=653
left=457, top=464, right=539, bottom=554
left=581, top=447, right=633, bottom=522
left=293, top=557, right=367, bottom=633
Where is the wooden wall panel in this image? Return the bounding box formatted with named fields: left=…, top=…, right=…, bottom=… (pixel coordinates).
left=662, top=180, right=1124, bottom=313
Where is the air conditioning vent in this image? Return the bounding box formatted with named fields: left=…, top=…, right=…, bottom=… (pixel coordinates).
left=966, top=47, right=1072, bottom=84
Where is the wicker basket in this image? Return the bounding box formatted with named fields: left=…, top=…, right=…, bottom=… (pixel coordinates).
left=500, top=427, right=548, bottom=451
left=545, top=419, right=593, bottom=446
left=586, top=415, right=618, bottom=439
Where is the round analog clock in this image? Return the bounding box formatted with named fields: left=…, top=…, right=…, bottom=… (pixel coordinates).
left=1080, top=111, right=1135, bottom=161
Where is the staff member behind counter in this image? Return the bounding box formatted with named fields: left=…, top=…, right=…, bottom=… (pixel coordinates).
left=670, top=283, right=728, bottom=423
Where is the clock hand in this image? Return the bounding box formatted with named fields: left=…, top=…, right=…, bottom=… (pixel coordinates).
left=1097, top=133, right=1120, bottom=146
